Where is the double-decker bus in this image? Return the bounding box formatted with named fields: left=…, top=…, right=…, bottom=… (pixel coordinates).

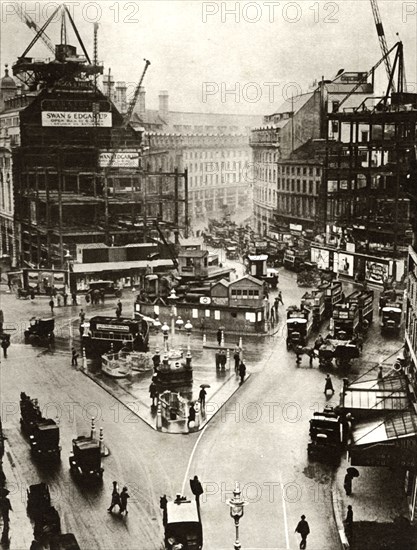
left=82, top=316, right=149, bottom=356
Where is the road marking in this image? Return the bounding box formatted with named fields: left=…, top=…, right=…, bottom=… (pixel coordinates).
left=181, top=422, right=209, bottom=496
left=279, top=471, right=291, bottom=550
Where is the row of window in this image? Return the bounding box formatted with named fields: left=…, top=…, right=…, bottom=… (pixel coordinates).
left=277, top=165, right=321, bottom=176
left=230, top=289, right=260, bottom=298
left=277, top=178, right=317, bottom=194
left=187, top=160, right=244, bottom=173
left=189, top=172, right=240, bottom=187
left=184, top=150, right=250, bottom=160
left=189, top=308, right=262, bottom=322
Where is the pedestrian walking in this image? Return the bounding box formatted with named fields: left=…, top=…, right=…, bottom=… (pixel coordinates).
left=189, top=475, right=203, bottom=505
left=160, top=494, right=168, bottom=525
left=314, top=334, right=324, bottom=350
left=344, top=473, right=352, bottom=496
left=219, top=350, right=227, bottom=369
left=79, top=309, right=85, bottom=324
left=238, top=361, right=246, bottom=384
left=63, top=292, right=68, bottom=306
left=216, top=328, right=222, bottom=346
left=324, top=374, right=334, bottom=395
left=100, top=290, right=105, bottom=304
left=295, top=514, right=310, bottom=549
left=71, top=292, right=77, bottom=305
left=0, top=496, right=12, bottom=527
left=199, top=387, right=207, bottom=408
left=277, top=290, right=284, bottom=306
left=115, top=307, right=121, bottom=319
left=149, top=381, right=158, bottom=407
left=117, top=299, right=122, bottom=314
left=30, top=289, right=35, bottom=300
left=57, top=294, right=61, bottom=307
left=188, top=403, right=196, bottom=428
left=71, top=348, right=79, bottom=367
left=49, top=298, right=55, bottom=315
left=108, top=481, right=121, bottom=512
left=119, top=486, right=130, bottom=515
left=345, top=504, right=353, bottom=525
left=233, top=348, right=240, bottom=371
left=345, top=504, right=353, bottom=541
left=1, top=338, right=10, bottom=359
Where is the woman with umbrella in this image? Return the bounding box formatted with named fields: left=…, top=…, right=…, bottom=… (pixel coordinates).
left=344, top=468, right=359, bottom=495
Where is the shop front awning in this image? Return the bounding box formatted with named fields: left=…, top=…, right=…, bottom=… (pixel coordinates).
left=341, top=372, right=411, bottom=417
left=72, top=259, right=173, bottom=274
left=348, top=411, right=417, bottom=468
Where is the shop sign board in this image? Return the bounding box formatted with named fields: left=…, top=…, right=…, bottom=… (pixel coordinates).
left=42, top=111, right=112, bottom=127
left=99, top=151, right=140, bottom=168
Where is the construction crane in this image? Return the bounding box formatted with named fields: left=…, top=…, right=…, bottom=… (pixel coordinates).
left=102, top=59, right=151, bottom=243
left=13, top=2, right=55, bottom=56
left=153, top=220, right=179, bottom=270
left=337, top=41, right=402, bottom=112
left=105, top=59, right=151, bottom=170
left=369, top=0, right=395, bottom=92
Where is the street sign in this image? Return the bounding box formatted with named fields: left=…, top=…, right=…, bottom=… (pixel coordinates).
left=200, top=297, right=211, bottom=305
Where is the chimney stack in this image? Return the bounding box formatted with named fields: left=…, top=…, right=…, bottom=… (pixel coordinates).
left=103, top=69, right=114, bottom=101
left=115, top=81, right=127, bottom=114
left=138, top=86, right=146, bottom=117
left=159, top=90, right=169, bottom=121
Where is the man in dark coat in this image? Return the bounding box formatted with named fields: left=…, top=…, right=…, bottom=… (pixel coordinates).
left=233, top=348, right=240, bottom=371
left=119, top=486, right=130, bottom=515
left=216, top=328, right=222, bottom=346
left=238, top=362, right=246, bottom=384
left=107, top=481, right=121, bottom=513
left=190, top=475, right=204, bottom=505
left=295, top=514, right=310, bottom=549
left=188, top=403, right=196, bottom=428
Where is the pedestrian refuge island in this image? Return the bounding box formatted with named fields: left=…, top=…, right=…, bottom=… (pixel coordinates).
left=159, top=391, right=187, bottom=428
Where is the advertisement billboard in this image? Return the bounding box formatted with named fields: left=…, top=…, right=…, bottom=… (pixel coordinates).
left=42, top=112, right=112, bottom=127
left=311, top=247, right=330, bottom=270
left=365, top=260, right=389, bottom=285
left=336, top=252, right=354, bottom=277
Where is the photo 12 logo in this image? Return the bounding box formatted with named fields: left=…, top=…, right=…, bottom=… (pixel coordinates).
left=1, top=2, right=140, bottom=24
left=202, top=81, right=303, bottom=104
left=202, top=2, right=340, bottom=24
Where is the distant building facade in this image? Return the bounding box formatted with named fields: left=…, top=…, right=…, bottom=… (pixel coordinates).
left=250, top=72, right=375, bottom=235
left=124, top=88, right=261, bottom=223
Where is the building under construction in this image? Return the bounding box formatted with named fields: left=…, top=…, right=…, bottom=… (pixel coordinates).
left=320, top=41, right=416, bottom=283
left=1, top=5, right=187, bottom=271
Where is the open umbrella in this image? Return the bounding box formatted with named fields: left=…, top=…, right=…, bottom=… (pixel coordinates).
left=200, top=384, right=211, bottom=389
left=347, top=467, right=360, bottom=478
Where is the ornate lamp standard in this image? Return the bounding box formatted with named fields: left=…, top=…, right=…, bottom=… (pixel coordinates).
left=184, top=320, right=192, bottom=366
left=227, top=482, right=247, bottom=550
left=161, top=322, right=170, bottom=354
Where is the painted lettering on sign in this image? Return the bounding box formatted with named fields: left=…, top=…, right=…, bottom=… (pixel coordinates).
left=99, top=151, right=139, bottom=168
left=41, top=112, right=112, bottom=127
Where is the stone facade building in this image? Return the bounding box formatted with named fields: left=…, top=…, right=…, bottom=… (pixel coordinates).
left=250, top=72, right=374, bottom=236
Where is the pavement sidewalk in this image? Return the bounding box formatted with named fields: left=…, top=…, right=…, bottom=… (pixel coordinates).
left=1, top=440, right=34, bottom=550
left=332, top=454, right=416, bottom=549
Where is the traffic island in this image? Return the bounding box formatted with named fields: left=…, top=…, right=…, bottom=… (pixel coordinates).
left=83, top=361, right=250, bottom=434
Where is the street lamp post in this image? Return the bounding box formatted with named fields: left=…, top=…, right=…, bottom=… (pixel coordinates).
left=64, top=250, right=73, bottom=295
left=227, top=482, right=247, bottom=550
left=184, top=320, right=192, bottom=367
left=161, top=322, right=169, bottom=354
left=168, top=289, right=178, bottom=347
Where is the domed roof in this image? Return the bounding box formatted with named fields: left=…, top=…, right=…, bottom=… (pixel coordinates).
left=1, top=66, right=17, bottom=90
